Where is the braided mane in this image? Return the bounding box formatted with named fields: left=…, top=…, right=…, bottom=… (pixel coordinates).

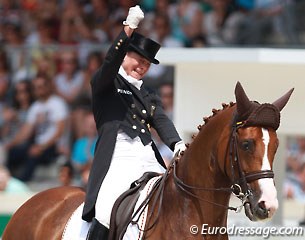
left=180, top=102, right=236, bottom=156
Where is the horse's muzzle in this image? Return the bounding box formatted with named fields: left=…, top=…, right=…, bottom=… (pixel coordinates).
left=244, top=196, right=278, bottom=221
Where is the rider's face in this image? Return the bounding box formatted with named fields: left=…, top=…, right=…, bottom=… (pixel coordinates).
left=122, top=51, right=151, bottom=80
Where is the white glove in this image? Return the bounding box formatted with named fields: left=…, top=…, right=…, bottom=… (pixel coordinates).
left=174, top=140, right=186, bottom=156
left=123, top=5, right=144, bottom=29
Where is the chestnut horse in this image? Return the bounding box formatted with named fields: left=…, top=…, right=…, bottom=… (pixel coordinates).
left=2, top=82, right=293, bottom=240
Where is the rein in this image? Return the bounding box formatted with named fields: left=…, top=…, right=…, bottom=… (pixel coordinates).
left=172, top=158, right=239, bottom=211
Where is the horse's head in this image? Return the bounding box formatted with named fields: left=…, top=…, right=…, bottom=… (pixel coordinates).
left=228, top=82, right=293, bottom=221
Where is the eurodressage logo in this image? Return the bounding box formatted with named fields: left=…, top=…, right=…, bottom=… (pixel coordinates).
left=117, top=89, right=132, bottom=95
left=189, top=224, right=304, bottom=239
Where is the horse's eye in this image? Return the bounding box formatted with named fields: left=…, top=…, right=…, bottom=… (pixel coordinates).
left=241, top=140, right=253, bottom=151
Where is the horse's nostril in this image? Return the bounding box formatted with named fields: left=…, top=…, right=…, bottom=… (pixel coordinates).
left=258, top=201, right=265, bottom=209
left=257, top=201, right=269, bottom=217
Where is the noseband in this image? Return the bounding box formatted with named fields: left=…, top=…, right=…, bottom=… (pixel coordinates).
left=172, top=118, right=275, bottom=212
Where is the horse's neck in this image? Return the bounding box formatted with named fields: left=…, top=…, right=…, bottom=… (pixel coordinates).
left=177, top=106, right=233, bottom=187
left=170, top=106, right=234, bottom=225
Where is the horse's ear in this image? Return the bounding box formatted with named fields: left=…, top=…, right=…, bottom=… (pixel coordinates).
left=272, top=88, right=294, bottom=112
left=235, top=81, right=252, bottom=116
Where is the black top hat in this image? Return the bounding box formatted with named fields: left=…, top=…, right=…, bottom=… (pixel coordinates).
left=128, top=32, right=160, bottom=64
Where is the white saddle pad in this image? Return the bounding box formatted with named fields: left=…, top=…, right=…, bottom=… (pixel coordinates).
left=61, top=203, right=91, bottom=240
left=62, top=176, right=161, bottom=240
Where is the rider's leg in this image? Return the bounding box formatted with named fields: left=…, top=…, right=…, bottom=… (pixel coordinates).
left=91, top=135, right=165, bottom=236
left=86, top=218, right=109, bottom=240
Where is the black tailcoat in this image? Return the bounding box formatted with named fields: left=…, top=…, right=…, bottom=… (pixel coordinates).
left=82, top=30, right=181, bottom=221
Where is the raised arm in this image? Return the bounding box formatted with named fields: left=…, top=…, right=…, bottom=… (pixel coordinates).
left=91, top=5, right=144, bottom=94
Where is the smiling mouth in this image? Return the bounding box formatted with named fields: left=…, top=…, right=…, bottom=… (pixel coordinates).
left=132, top=70, right=142, bottom=77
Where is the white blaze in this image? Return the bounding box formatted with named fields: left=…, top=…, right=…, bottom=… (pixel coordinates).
left=258, top=128, right=278, bottom=218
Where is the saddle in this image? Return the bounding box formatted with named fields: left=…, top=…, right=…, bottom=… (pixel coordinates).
left=108, top=172, right=160, bottom=240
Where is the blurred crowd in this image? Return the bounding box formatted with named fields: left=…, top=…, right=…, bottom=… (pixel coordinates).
left=285, top=137, right=305, bottom=202
left=285, top=136, right=305, bottom=225
left=0, top=0, right=305, bottom=192
left=1, top=0, right=304, bottom=50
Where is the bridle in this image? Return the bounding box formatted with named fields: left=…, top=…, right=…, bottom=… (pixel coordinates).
left=172, top=117, right=275, bottom=212
left=227, top=119, right=274, bottom=210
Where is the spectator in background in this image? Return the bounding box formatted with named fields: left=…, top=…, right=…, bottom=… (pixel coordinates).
left=54, top=50, right=84, bottom=106
left=0, top=50, right=11, bottom=91
left=286, top=136, right=305, bottom=173
left=54, top=50, right=84, bottom=140
left=169, top=0, right=203, bottom=47
left=203, top=0, right=237, bottom=46
left=81, top=51, right=104, bottom=102
left=32, top=52, right=57, bottom=80
left=1, top=18, right=24, bottom=46
left=0, top=165, right=30, bottom=193
left=58, top=161, right=75, bottom=186
left=285, top=162, right=305, bottom=201
left=0, top=0, right=22, bottom=42
left=159, top=83, right=174, bottom=120
left=141, top=0, right=175, bottom=42
left=1, top=20, right=28, bottom=84
left=71, top=51, right=103, bottom=139
left=71, top=112, right=97, bottom=180
left=109, top=0, right=138, bottom=28
left=59, top=0, right=85, bottom=44
left=25, top=17, right=57, bottom=46
left=59, top=0, right=102, bottom=66
left=32, top=0, right=60, bottom=41
left=4, top=75, right=69, bottom=182
left=0, top=51, right=11, bottom=136
left=85, top=0, right=110, bottom=44
left=3, top=80, right=34, bottom=177
left=154, top=0, right=171, bottom=15
left=148, top=12, right=184, bottom=47
left=141, top=0, right=201, bottom=47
